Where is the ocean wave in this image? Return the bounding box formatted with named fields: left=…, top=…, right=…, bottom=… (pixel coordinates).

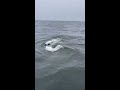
left=35, top=21, right=85, bottom=90
left=35, top=67, right=85, bottom=90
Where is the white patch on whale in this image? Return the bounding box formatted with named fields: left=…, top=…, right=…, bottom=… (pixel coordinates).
left=45, top=38, right=64, bottom=52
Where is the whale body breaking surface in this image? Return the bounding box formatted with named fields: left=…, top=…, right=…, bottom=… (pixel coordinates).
left=45, top=38, right=64, bottom=52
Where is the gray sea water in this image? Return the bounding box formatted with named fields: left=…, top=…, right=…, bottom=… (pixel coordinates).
left=35, top=20, right=85, bottom=90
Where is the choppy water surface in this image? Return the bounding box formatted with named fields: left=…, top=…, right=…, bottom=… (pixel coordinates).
left=35, top=20, right=85, bottom=90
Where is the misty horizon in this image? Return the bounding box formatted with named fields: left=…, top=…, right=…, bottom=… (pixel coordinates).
left=35, top=19, right=85, bottom=22
left=35, top=0, right=85, bottom=21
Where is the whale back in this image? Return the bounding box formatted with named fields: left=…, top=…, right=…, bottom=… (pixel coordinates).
left=45, top=45, right=63, bottom=52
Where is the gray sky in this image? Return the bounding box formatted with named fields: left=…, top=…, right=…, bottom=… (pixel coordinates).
left=35, top=0, right=85, bottom=21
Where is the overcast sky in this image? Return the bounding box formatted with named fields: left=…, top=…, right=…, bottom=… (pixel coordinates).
left=35, top=0, right=85, bottom=21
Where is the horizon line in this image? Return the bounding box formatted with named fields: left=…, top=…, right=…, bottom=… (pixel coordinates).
left=35, top=19, right=85, bottom=22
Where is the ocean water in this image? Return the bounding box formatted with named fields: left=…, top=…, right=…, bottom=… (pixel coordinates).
left=35, top=20, right=85, bottom=90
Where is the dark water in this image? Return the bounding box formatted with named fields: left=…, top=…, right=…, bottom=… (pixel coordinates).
left=35, top=20, right=85, bottom=90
